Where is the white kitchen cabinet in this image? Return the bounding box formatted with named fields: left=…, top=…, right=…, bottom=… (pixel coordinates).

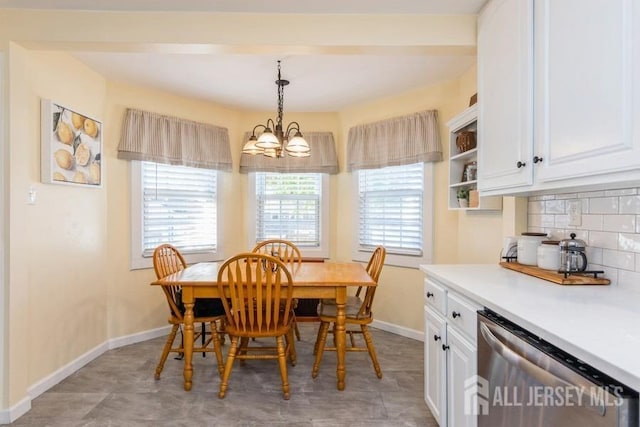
left=445, top=327, right=477, bottom=427
left=425, top=305, right=447, bottom=426
left=477, top=0, right=534, bottom=194
left=478, top=0, right=640, bottom=196
left=424, top=278, right=480, bottom=427
left=532, top=0, right=640, bottom=185
left=447, top=105, right=502, bottom=211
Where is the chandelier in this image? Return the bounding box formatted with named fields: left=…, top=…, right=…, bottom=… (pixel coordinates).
left=242, top=60, right=310, bottom=158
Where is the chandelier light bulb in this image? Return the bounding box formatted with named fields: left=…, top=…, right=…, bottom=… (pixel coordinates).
left=285, top=133, right=310, bottom=153
left=242, top=136, right=264, bottom=155
left=256, top=130, right=281, bottom=149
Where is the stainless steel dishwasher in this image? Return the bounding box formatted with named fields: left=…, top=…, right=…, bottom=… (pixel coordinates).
left=477, top=309, right=638, bottom=427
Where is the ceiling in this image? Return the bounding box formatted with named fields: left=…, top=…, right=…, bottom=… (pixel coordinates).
left=1, top=0, right=486, bottom=112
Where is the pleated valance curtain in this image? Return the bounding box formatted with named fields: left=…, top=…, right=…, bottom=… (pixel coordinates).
left=346, top=110, right=442, bottom=171
left=117, top=108, right=232, bottom=171
left=239, top=132, right=339, bottom=174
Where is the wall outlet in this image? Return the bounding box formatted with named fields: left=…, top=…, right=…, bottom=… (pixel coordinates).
left=567, top=200, right=582, bottom=226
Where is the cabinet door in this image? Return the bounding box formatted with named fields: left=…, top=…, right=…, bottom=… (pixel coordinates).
left=425, top=306, right=447, bottom=426
left=534, top=0, right=640, bottom=183
left=477, top=0, right=534, bottom=193
left=446, top=327, right=477, bottom=427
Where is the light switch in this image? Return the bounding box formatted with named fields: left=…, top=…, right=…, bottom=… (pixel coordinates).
left=28, top=186, right=36, bottom=205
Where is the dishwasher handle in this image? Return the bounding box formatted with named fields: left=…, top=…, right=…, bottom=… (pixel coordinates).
left=479, top=321, right=606, bottom=416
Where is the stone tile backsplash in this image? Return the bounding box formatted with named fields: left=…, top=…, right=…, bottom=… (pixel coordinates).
left=528, top=187, right=640, bottom=289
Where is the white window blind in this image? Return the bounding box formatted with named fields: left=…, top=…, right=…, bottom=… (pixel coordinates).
left=357, top=163, right=424, bottom=255
left=255, top=173, right=322, bottom=248
left=141, top=161, right=217, bottom=256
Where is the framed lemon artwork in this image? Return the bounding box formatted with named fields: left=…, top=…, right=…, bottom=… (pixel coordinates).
left=41, top=99, right=102, bottom=187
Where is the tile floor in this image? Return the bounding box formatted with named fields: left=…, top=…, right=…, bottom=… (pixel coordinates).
left=10, top=324, right=437, bottom=426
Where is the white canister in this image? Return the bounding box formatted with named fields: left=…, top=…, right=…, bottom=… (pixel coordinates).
left=517, top=233, right=548, bottom=265
left=537, top=241, right=560, bottom=270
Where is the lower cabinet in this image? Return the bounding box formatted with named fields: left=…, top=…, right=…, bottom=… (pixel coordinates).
left=424, top=306, right=447, bottom=425
left=445, top=327, right=477, bottom=427
left=424, top=278, right=479, bottom=427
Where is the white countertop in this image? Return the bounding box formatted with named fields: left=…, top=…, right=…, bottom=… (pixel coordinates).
left=420, top=263, right=640, bottom=392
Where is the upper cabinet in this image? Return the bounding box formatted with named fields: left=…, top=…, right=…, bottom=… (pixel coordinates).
left=478, top=0, right=640, bottom=196
left=477, top=0, right=534, bottom=193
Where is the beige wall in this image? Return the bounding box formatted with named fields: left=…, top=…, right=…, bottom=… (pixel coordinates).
left=0, top=7, right=518, bottom=417
left=7, top=45, right=108, bottom=405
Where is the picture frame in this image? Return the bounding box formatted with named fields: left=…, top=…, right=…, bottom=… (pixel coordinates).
left=41, top=99, right=102, bottom=187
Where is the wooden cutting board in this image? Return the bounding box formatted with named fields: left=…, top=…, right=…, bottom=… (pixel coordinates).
left=499, top=262, right=610, bottom=285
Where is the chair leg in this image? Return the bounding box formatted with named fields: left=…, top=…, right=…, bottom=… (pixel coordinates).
left=201, top=322, right=207, bottom=357
left=276, top=335, right=291, bottom=400
left=238, top=337, right=249, bottom=366
left=311, top=321, right=330, bottom=378
left=155, top=324, right=179, bottom=380
left=217, top=318, right=226, bottom=345
left=285, top=328, right=297, bottom=366
left=313, top=321, right=324, bottom=355
left=293, top=314, right=301, bottom=341
left=175, top=325, right=185, bottom=360
left=219, top=336, right=240, bottom=399
left=211, top=321, right=224, bottom=377
left=349, top=330, right=357, bottom=347
left=362, top=324, right=382, bottom=379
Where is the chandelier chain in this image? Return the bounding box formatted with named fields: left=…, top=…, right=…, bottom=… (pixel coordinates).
left=277, top=61, right=284, bottom=132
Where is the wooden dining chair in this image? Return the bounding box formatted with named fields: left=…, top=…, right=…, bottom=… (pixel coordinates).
left=311, top=246, right=387, bottom=379
left=251, top=239, right=304, bottom=340
left=214, top=253, right=296, bottom=399
left=152, top=243, right=226, bottom=379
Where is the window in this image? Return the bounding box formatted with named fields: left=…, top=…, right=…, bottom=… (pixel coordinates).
left=248, top=172, right=329, bottom=258
left=130, top=161, right=222, bottom=269
left=354, top=162, right=433, bottom=268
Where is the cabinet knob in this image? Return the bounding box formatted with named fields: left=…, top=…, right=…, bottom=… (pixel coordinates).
left=433, top=334, right=441, bottom=342
left=452, top=311, right=461, bottom=319
left=426, top=292, right=434, bottom=298
left=533, top=156, right=543, bottom=164
left=516, top=161, right=526, bottom=168
left=442, top=344, right=450, bottom=351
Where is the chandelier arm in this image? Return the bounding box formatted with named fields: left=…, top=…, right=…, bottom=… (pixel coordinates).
left=265, top=118, right=276, bottom=131
left=284, top=121, right=302, bottom=139
left=251, top=124, right=267, bottom=137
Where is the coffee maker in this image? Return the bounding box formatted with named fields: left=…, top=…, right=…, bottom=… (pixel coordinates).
left=559, top=233, right=588, bottom=272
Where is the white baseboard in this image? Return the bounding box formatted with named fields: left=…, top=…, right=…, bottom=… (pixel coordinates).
left=0, top=325, right=171, bottom=425
left=371, top=319, right=424, bottom=342
left=0, top=396, right=29, bottom=425
left=27, top=341, right=110, bottom=401
left=108, top=325, right=171, bottom=350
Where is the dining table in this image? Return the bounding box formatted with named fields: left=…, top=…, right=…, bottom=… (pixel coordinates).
left=150, top=260, right=375, bottom=391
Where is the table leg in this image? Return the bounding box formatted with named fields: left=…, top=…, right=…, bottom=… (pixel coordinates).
left=183, top=290, right=195, bottom=391
left=335, top=287, right=347, bottom=390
